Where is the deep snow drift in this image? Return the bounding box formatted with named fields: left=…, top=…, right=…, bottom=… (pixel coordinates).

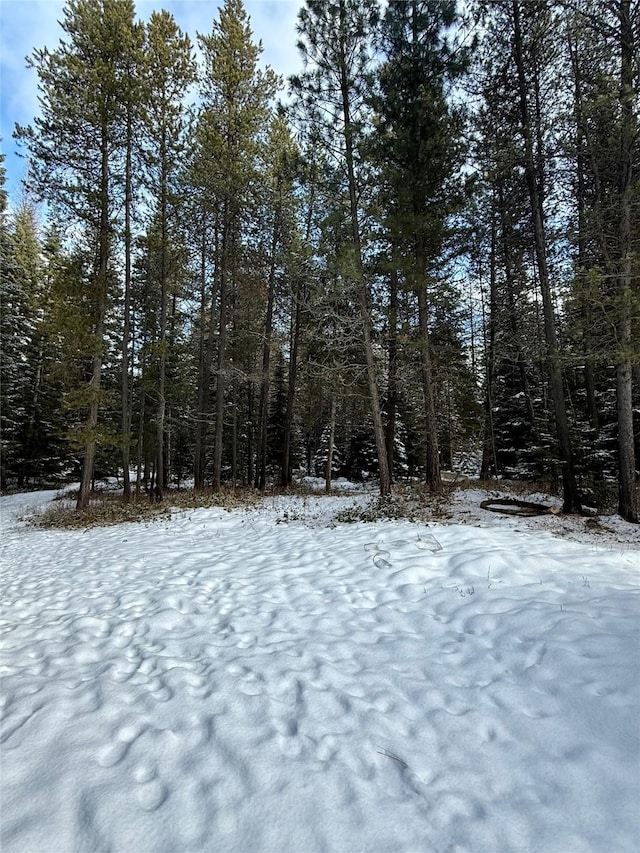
left=1, top=488, right=639, bottom=852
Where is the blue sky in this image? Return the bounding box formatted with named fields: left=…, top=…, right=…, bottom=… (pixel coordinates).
left=0, top=0, right=302, bottom=206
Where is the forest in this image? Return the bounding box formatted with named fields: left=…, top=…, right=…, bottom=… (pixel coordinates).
left=1, top=0, right=638, bottom=521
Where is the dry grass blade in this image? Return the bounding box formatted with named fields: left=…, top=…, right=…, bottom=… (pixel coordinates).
left=376, top=749, right=409, bottom=768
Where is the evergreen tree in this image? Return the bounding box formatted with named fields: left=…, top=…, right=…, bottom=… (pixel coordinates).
left=470, top=20, right=546, bottom=481
left=0, top=156, right=26, bottom=487
left=142, top=10, right=196, bottom=501
left=120, top=15, right=145, bottom=501
left=255, top=115, right=299, bottom=490
left=293, top=0, right=393, bottom=496
left=510, top=0, right=581, bottom=512
left=613, top=0, right=638, bottom=522
left=195, top=0, right=280, bottom=490
left=266, top=351, right=289, bottom=475
left=373, top=0, right=472, bottom=490
left=9, top=202, right=47, bottom=484
left=15, top=0, right=139, bottom=509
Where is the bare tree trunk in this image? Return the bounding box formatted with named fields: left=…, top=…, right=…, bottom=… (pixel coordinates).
left=155, top=303, right=167, bottom=500
left=77, top=340, right=102, bottom=510
left=481, top=211, right=499, bottom=477
left=417, top=286, right=441, bottom=491
left=231, top=376, right=238, bottom=489
left=77, top=128, right=109, bottom=511
left=385, top=267, right=399, bottom=482
left=154, top=147, right=168, bottom=503
left=246, top=380, right=254, bottom=486
left=121, top=101, right=133, bottom=502
left=257, top=205, right=279, bottom=491
left=135, top=388, right=145, bottom=500
left=282, top=183, right=314, bottom=488
left=193, top=211, right=209, bottom=489
left=325, top=395, right=336, bottom=493
left=282, top=279, right=302, bottom=487
left=213, top=212, right=230, bottom=491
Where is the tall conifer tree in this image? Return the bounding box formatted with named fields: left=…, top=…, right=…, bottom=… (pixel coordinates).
left=373, top=0, right=471, bottom=491
left=142, top=10, right=195, bottom=501
left=16, top=0, right=139, bottom=509
left=196, top=0, right=279, bottom=490
left=293, top=0, right=393, bottom=496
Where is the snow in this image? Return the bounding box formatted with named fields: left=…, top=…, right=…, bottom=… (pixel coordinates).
left=1, top=488, right=639, bottom=853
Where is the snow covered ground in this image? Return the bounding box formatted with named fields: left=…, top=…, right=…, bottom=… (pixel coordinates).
left=1, top=487, right=639, bottom=852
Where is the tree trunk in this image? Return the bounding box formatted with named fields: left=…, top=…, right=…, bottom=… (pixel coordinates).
left=231, top=375, right=238, bottom=489
left=338, top=0, right=391, bottom=497
left=417, top=285, right=441, bottom=491
left=213, top=211, right=230, bottom=491
left=616, top=0, right=637, bottom=522
left=568, top=30, right=599, bottom=431
left=497, top=181, right=536, bottom=429
left=121, top=100, right=133, bottom=502
left=282, top=279, right=302, bottom=487
left=282, top=182, right=314, bottom=488
left=135, top=387, right=145, bottom=500
left=257, top=203, right=279, bottom=491
left=154, top=147, right=168, bottom=503
left=325, top=395, right=336, bottom=493
left=481, top=211, right=499, bottom=477
left=194, top=210, right=209, bottom=489
left=246, top=379, right=254, bottom=486
left=77, top=127, right=109, bottom=511
left=385, top=267, right=399, bottom=482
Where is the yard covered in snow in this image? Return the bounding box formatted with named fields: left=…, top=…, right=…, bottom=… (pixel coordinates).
left=1, top=485, right=639, bottom=852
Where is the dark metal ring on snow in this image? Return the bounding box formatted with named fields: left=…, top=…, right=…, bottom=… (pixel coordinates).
left=479, top=498, right=556, bottom=517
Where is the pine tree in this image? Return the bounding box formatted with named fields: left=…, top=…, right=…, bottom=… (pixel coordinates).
left=195, top=0, right=280, bottom=490
left=120, top=16, right=145, bottom=501
left=280, top=128, right=319, bottom=487
left=614, top=0, right=638, bottom=522
left=293, top=0, right=392, bottom=496
left=142, top=10, right=196, bottom=501
left=563, top=0, right=638, bottom=516
left=0, top=155, right=25, bottom=487
left=510, top=0, right=581, bottom=512
left=8, top=201, right=46, bottom=484
left=470, top=16, right=546, bottom=481
left=15, top=0, right=139, bottom=509
left=373, top=0, right=471, bottom=490
left=255, top=115, right=299, bottom=490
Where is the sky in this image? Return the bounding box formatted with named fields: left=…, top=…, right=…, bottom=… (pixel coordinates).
left=0, top=0, right=303, bottom=206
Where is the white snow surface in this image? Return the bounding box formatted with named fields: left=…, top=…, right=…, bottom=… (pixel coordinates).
left=1, top=489, right=639, bottom=853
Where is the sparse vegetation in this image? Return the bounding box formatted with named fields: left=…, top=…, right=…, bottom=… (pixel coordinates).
left=333, top=488, right=454, bottom=524
left=30, top=487, right=263, bottom=529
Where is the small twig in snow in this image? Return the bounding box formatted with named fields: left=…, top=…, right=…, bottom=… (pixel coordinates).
left=377, top=749, right=408, bottom=768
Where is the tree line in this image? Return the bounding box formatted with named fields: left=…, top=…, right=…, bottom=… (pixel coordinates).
left=1, top=0, right=638, bottom=521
